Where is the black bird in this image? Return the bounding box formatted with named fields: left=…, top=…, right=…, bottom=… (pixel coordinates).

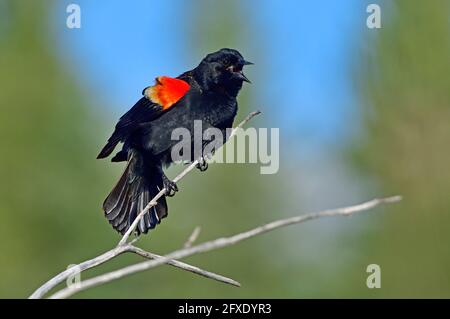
left=97, top=48, right=252, bottom=235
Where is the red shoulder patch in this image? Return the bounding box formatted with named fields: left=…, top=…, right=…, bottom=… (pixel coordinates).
left=144, top=76, right=190, bottom=110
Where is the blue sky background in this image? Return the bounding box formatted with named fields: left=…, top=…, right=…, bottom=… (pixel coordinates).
left=54, top=0, right=366, bottom=149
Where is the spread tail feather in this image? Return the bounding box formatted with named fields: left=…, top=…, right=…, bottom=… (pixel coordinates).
left=103, top=152, right=168, bottom=235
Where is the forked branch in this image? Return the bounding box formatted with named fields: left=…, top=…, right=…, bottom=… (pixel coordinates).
left=49, top=195, right=401, bottom=299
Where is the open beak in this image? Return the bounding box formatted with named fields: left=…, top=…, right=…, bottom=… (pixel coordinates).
left=235, top=71, right=251, bottom=83
left=231, top=60, right=253, bottom=83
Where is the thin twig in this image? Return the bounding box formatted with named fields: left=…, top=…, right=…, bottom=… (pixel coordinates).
left=48, top=195, right=401, bottom=299
left=184, top=226, right=202, bottom=248
left=118, top=111, right=261, bottom=246
left=128, top=246, right=240, bottom=287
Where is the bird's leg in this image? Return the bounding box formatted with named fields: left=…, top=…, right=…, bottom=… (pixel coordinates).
left=158, top=167, right=178, bottom=197
left=196, top=155, right=209, bottom=172
left=196, top=142, right=212, bottom=172
left=162, top=174, right=178, bottom=197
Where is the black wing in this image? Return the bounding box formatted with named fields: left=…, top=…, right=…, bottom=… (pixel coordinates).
left=97, top=97, right=165, bottom=159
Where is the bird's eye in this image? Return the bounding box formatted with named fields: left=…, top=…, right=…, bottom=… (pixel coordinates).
left=226, top=64, right=242, bottom=73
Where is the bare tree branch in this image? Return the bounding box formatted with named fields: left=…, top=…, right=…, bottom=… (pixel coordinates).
left=184, top=226, right=201, bottom=248
left=125, top=246, right=240, bottom=287
left=29, top=243, right=240, bottom=299
left=48, top=195, right=401, bottom=299
left=29, top=111, right=260, bottom=299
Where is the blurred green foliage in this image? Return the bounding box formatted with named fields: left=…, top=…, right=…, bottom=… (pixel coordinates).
left=348, top=0, right=450, bottom=297
left=0, top=0, right=115, bottom=297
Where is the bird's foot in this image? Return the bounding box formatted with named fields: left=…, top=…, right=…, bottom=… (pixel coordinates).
left=162, top=175, right=178, bottom=197
left=196, top=156, right=209, bottom=172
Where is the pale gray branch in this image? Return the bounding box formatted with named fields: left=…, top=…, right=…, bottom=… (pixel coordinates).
left=29, top=243, right=239, bottom=299
left=127, top=246, right=239, bottom=287
left=48, top=195, right=401, bottom=299
left=29, top=245, right=128, bottom=299
left=184, top=226, right=202, bottom=248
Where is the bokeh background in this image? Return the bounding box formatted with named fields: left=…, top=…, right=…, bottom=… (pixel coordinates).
left=1, top=0, right=449, bottom=298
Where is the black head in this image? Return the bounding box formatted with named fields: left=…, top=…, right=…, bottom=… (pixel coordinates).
left=194, top=48, right=253, bottom=96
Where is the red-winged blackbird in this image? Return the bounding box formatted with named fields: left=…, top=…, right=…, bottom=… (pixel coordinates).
left=97, top=48, right=252, bottom=235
